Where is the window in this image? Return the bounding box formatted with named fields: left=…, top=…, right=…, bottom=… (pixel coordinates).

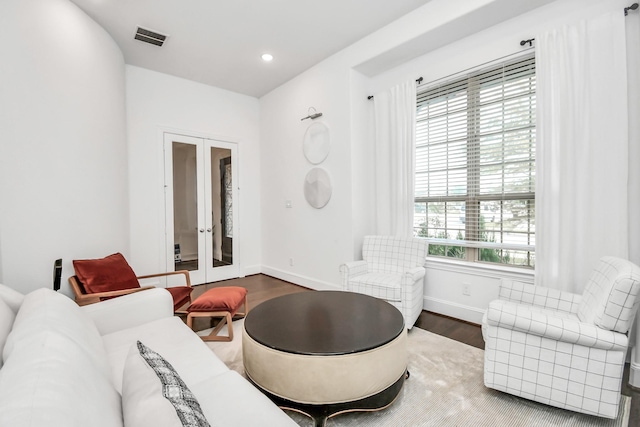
left=414, top=55, right=536, bottom=268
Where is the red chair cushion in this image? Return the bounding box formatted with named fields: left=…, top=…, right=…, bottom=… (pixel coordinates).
left=73, top=253, right=140, bottom=294
left=188, top=287, right=247, bottom=315
left=167, top=286, right=193, bottom=311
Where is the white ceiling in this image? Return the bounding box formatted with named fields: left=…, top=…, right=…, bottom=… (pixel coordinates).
left=69, top=0, right=433, bottom=98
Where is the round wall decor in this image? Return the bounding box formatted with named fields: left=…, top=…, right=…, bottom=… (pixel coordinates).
left=304, top=168, right=332, bottom=209
left=303, top=122, right=330, bottom=164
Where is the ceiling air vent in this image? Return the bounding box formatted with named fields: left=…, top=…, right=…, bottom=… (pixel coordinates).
left=134, top=27, right=167, bottom=47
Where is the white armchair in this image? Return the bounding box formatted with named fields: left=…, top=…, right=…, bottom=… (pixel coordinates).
left=340, top=235, right=428, bottom=329
left=482, top=256, right=640, bottom=419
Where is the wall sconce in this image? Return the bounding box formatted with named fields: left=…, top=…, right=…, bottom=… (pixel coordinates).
left=625, top=3, right=638, bottom=15
left=301, top=107, right=323, bottom=121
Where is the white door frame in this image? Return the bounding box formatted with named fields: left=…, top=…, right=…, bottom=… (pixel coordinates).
left=163, top=131, right=240, bottom=285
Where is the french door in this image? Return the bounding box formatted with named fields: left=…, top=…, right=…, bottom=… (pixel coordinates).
left=164, top=132, right=239, bottom=285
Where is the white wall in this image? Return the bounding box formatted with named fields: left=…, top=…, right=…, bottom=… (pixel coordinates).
left=257, top=0, right=536, bottom=291
left=369, top=0, right=630, bottom=93
left=260, top=57, right=355, bottom=289
left=0, top=0, right=129, bottom=295
left=258, top=0, right=554, bottom=307
left=349, top=69, right=377, bottom=260
left=125, top=66, right=261, bottom=277
left=259, top=0, right=636, bottom=323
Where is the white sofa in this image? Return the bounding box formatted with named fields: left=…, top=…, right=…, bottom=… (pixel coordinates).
left=0, top=284, right=297, bottom=427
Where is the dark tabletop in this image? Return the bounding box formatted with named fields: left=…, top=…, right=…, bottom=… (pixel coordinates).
left=244, top=291, right=404, bottom=356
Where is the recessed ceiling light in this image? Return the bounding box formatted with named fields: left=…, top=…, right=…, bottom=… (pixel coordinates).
left=261, top=53, right=274, bottom=62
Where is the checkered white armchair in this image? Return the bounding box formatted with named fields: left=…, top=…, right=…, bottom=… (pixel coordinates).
left=482, top=256, right=640, bottom=419
left=340, top=236, right=428, bottom=329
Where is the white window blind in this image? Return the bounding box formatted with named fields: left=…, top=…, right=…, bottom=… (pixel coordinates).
left=414, top=55, right=536, bottom=267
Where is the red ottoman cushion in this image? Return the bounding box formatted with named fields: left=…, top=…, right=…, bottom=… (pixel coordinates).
left=188, top=287, right=247, bottom=316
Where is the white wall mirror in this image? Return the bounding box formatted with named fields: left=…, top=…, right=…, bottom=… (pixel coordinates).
left=303, top=122, right=330, bottom=164
left=304, top=168, right=332, bottom=209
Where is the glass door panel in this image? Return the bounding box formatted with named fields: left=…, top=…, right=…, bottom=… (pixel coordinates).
left=172, top=142, right=199, bottom=272
left=209, top=147, right=232, bottom=268
left=203, top=140, right=239, bottom=282
left=222, top=157, right=233, bottom=264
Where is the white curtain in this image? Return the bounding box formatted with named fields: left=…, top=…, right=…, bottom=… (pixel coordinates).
left=535, top=11, right=630, bottom=293
left=373, top=81, right=416, bottom=237
left=625, top=6, right=640, bottom=376
left=626, top=10, right=640, bottom=269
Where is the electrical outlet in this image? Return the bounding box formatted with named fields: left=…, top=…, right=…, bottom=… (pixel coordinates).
left=462, top=283, right=471, bottom=296
left=289, top=258, right=294, bottom=266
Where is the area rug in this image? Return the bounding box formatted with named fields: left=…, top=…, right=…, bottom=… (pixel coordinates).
left=203, top=320, right=630, bottom=427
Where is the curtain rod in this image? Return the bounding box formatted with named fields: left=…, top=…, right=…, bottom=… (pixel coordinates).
left=368, top=44, right=533, bottom=101
left=366, top=36, right=535, bottom=101
left=520, top=38, right=535, bottom=47
left=367, top=77, right=423, bottom=100
left=366, top=4, right=635, bottom=102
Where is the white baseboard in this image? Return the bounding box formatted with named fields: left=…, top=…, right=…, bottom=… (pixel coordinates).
left=260, top=266, right=340, bottom=291
left=630, top=346, right=640, bottom=388
left=423, top=295, right=485, bottom=325
left=242, top=264, right=261, bottom=277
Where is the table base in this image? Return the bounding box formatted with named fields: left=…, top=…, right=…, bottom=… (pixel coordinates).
left=248, top=371, right=407, bottom=427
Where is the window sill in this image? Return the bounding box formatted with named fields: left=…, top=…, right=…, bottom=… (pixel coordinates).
left=425, top=256, right=535, bottom=281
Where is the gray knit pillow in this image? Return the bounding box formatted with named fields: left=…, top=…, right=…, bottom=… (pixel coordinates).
left=136, top=341, right=210, bottom=427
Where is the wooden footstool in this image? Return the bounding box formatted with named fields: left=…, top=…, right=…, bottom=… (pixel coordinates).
left=186, top=286, right=248, bottom=342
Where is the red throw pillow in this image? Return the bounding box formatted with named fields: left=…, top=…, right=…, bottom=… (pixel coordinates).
left=73, top=253, right=140, bottom=294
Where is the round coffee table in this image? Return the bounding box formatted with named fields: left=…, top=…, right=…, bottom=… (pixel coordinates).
left=242, top=291, right=407, bottom=427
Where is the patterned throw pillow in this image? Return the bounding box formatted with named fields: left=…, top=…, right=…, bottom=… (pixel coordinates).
left=134, top=341, right=210, bottom=427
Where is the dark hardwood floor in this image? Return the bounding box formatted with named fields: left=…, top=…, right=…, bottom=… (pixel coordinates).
left=415, top=311, right=485, bottom=350
left=192, top=274, right=638, bottom=425
left=190, top=273, right=309, bottom=309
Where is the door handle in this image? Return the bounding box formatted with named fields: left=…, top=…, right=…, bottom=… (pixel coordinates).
left=206, top=228, right=212, bottom=232
left=199, top=229, right=205, bottom=233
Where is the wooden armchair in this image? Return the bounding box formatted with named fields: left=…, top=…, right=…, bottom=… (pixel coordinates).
left=69, top=275, right=153, bottom=306
left=69, top=253, right=193, bottom=313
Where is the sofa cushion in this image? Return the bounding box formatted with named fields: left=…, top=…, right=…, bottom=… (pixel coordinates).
left=577, top=256, right=640, bottom=333
left=102, top=316, right=229, bottom=393
left=122, top=341, right=210, bottom=427
left=0, top=298, right=15, bottom=368
left=3, top=288, right=111, bottom=377
left=0, top=329, right=123, bottom=427
left=189, top=371, right=299, bottom=426
left=348, top=272, right=402, bottom=301
left=73, top=252, right=140, bottom=294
